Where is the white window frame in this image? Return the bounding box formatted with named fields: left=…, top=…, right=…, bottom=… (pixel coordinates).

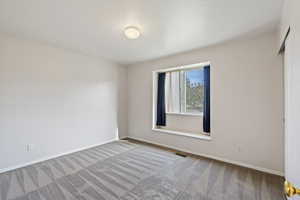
left=152, top=61, right=211, bottom=140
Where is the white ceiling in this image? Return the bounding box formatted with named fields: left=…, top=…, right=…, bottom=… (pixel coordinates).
left=0, top=0, right=283, bottom=65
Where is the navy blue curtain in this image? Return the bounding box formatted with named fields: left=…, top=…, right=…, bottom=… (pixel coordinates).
left=156, top=73, right=166, bottom=126
left=203, top=66, right=210, bottom=133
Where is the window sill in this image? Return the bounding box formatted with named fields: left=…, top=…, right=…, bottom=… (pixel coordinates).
left=152, top=128, right=211, bottom=141
left=166, top=112, right=203, bottom=117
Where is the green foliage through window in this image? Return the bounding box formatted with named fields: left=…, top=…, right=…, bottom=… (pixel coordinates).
left=185, top=68, right=204, bottom=113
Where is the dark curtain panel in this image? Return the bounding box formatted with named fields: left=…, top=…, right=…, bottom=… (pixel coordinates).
left=203, top=66, right=210, bottom=133
left=156, top=73, right=166, bottom=126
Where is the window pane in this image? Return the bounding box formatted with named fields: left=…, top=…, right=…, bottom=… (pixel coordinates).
left=185, top=68, right=204, bottom=113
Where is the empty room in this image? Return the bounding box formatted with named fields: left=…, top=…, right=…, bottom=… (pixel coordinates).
left=0, top=0, right=300, bottom=199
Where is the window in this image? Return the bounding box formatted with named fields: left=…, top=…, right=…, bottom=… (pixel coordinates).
left=153, top=62, right=211, bottom=139
left=165, top=67, right=204, bottom=115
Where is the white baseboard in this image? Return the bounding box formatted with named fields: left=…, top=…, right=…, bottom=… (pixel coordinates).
left=0, top=138, right=117, bottom=174
left=127, top=136, right=284, bottom=176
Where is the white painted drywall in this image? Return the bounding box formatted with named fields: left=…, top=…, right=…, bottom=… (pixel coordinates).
left=127, top=31, right=284, bottom=174
left=0, top=0, right=282, bottom=64
left=117, top=66, right=128, bottom=139
left=163, top=114, right=203, bottom=134
left=280, top=0, right=300, bottom=197
left=0, top=34, right=127, bottom=171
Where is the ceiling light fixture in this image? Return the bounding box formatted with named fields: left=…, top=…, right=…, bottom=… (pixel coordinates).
left=124, top=26, right=141, bottom=39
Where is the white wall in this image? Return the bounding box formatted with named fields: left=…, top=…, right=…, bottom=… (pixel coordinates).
left=117, top=66, right=128, bottom=139
left=278, top=0, right=293, bottom=49
left=163, top=114, right=202, bottom=134
left=280, top=0, right=300, bottom=196
left=127, top=31, right=284, bottom=175
left=0, top=34, right=127, bottom=171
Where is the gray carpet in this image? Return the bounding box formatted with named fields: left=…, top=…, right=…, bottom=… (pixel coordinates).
left=0, top=140, right=284, bottom=200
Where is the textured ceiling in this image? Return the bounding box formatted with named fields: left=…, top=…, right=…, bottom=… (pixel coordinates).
left=0, top=0, right=283, bottom=65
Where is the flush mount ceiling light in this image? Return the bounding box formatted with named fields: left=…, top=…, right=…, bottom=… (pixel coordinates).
left=124, top=26, right=141, bottom=39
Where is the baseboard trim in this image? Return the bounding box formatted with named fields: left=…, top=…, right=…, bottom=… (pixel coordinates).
left=0, top=138, right=117, bottom=174
left=119, top=135, right=129, bottom=140
left=125, top=136, right=284, bottom=176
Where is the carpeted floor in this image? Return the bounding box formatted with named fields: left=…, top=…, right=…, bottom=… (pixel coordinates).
left=0, top=140, right=284, bottom=200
